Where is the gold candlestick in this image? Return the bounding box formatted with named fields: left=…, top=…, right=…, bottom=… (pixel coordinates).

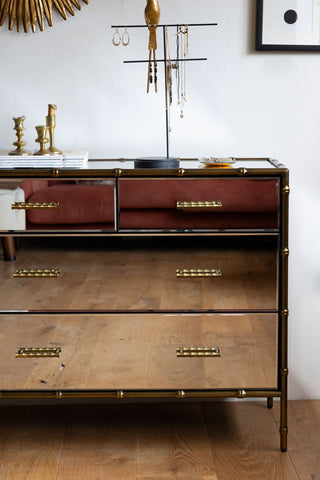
left=46, top=104, right=62, bottom=154
left=9, top=116, right=31, bottom=156
left=34, top=125, right=50, bottom=155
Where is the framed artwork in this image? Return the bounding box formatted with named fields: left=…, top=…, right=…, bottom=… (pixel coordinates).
left=256, top=0, right=320, bottom=51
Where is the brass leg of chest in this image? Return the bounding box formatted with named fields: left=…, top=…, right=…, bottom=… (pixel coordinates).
left=1, top=237, right=16, bottom=261
left=280, top=367, right=289, bottom=452
left=267, top=397, right=273, bottom=409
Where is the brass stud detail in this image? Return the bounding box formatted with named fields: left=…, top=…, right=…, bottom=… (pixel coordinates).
left=281, top=248, right=289, bottom=257
left=281, top=185, right=290, bottom=195
left=117, top=390, right=124, bottom=399
left=238, top=168, right=248, bottom=176
left=52, top=169, right=59, bottom=178
left=114, top=169, right=122, bottom=177
left=280, top=426, right=288, bottom=434
left=55, top=391, right=63, bottom=399
left=11, top=202, right=59, bottom=210
left=16, top=347, right=61, bottom=357
left=280, top=309, right=289, bottom=317
left=177, top=390, right=186, bottom=399
left=280, top=368, right=289, bottom=377
left=13, top=269, right=61, bottom=278
left=238, top=389, right=247, bottom=398
left=178, top=168, right=185, bottom=176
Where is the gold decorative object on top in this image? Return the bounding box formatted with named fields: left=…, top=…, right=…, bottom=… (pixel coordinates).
left=144, top=0, right=160, bottom=93
left=46, top=104, right=62, bottom=154
left=34, top=125, right=50, bottom=155
left=0, top=0, right=89, bottom=33
left=9, top=116, right=31, bottom=156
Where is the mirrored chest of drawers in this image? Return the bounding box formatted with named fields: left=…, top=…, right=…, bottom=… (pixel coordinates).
left=0, top=158, right=289, bottom=451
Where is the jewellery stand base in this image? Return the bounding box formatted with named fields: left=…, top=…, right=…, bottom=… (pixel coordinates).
left=135, top=157, right=179, bottom=169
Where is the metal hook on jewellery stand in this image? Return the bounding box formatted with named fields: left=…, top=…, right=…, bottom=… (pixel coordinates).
left=112, top=27, right=121, bottom=46
left=122, top=26, right=130, bottom=46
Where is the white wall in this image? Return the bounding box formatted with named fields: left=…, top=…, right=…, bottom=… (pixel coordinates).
left=0, top=0, right=319, bottom=399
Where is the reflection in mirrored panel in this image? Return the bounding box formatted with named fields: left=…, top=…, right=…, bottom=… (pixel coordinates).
left=0, top=236, right=279, bottom=312
left=0, top=312, right=278, bottom=391
left=0, top=179, right=116, bottom=233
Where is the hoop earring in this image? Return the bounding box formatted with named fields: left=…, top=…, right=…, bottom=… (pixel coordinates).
left=112, top=27, right=121, bottom=46
left=122, top=26, right=130, bottom=46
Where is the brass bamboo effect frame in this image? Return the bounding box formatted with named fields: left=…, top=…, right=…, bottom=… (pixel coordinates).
left=0, top=158, right=288, bottom=451
left=0, top=0, right=89, bottom=33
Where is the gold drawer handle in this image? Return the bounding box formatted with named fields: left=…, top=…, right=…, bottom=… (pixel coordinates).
left=16, top=347, right=61, bottom=358
left=177, top=347, right=221, bottom=357
left=13, top=269, right=61, bottom=278
left=176, top=201, right=222, bottom=211
left=11, top=202, right=59, bottom=210
left=176, top=268, right=221, bottom=278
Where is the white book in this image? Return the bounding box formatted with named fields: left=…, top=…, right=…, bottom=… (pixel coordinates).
left=0, top=149, right=89, bottom=168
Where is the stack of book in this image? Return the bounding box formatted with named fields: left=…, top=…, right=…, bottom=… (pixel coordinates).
left=0, top=150, right=89, bottom=168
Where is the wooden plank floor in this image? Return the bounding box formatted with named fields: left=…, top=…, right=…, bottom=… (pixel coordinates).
left=0, top=400, right=318, bottom=480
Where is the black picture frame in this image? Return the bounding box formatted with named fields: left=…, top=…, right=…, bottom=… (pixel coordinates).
left=256, top=0, right=320, bottom=51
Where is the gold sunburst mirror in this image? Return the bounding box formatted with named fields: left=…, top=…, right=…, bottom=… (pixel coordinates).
left=0, top=0, right=89, bottom=33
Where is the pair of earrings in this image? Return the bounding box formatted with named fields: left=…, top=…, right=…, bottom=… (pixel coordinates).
left=112, top=27, right=130, bottom=47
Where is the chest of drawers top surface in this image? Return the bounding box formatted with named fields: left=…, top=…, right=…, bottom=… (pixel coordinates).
left=0, top=157, right=286, bottom=177
left=0, top=157, right=287, bottom=233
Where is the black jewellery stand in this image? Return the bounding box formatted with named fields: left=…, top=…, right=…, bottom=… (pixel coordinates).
left=111, top=23, right=217, bottom=168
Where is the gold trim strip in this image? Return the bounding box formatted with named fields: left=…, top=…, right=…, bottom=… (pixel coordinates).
left=16, top=347, right=61, bottom=358
left=13, top=269, right=61, bottom=278
left=177, top=200, right=222, bottom=211
left=11, top=202, right=59, bottom=209
left=176, top=268, right=221, bottom=278
left=0, top=390, right=282, bottom=400
left=177, top=347, right=221, bottom=357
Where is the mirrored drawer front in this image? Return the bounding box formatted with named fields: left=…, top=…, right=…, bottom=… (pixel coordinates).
left=119, top=178, right=280, bottom=230
left=0, top=237, right=278, bottom=311
left=0, top=313, right=278, bottom=391
left=0, top=179, right=116, bottom=232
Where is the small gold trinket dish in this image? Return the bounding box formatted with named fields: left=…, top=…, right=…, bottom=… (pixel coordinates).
left=200, top=157, right=236, bottom=168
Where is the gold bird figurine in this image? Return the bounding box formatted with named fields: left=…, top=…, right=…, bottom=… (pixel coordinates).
left=144, top=0, right=160, bottom=93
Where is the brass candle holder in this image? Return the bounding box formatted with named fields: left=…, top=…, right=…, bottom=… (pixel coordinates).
left=34, top=125, right=50, bottom=155
left=46, top=104, right=62, bottom=154
left=9, top=116, right=31, bottom=156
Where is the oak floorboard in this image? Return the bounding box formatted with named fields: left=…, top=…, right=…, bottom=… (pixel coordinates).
left=272, top=400, right=320, bottom=480
left=0, top=401, right=318, bottom=479
left=0, top=406, right=66, bottom=480
left=136, top=403, right=217, bottom=480
left=203, top=401, right=299, bottom=480
left=56, top=405, right=138, bottom=480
